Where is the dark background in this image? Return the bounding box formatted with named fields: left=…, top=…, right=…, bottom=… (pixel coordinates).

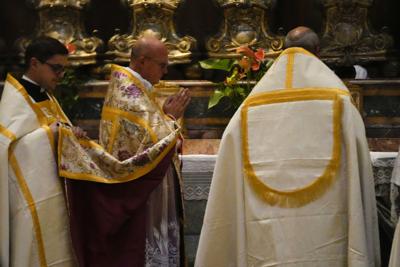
left=1, top=0, right=400, bottom=78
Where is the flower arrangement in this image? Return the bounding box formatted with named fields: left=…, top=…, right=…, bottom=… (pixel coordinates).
left=200, top=46, right=274, bottom=109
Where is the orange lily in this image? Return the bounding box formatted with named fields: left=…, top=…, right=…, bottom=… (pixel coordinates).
left=236, top=46, right=255, bottom=59
left=254, top=48, right=265, bottom=62
left=236, top=46, right=266, bottom=71
left=238, top=56, right=251, bottom=72
left=66, top=43, right=76, bottom=54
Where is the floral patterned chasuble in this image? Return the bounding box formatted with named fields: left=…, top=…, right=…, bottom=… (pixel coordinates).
left=99, top=65, right=183, bottom=266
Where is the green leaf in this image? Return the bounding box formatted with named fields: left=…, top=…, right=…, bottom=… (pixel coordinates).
left=199, top=59, right=235, bottom=71
left=224, top=86, right=234, bottom=97
left=208, top=90, right=226, bottom=109
left=236, top=86, right=247, bottom=98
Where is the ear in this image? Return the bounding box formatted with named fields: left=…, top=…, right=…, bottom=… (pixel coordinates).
left=139, top=55, right=147, bottom=65
left=30, top=57, right=40, bottom=69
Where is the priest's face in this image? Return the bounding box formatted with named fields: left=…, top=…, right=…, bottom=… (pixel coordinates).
left=33, top=54, right=68, bottom=91
left=140, top=47, right=168, bottom=85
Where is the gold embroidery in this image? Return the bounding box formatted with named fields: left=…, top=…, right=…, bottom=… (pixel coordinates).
left=248, top=87, right=350, bottom=102
left=59, top=127, right=178, bottom=183
left=48, top=94, right=72, bottom=125
left=107, top=117, right=121, bottom=153
left=0, top=124, right=16, bottom=141
left=102, top=106, right=158, bottom=144
left=241, top=89, right=343, bottom=207
left=111, top=65, right=175, bottom=128
left=285, top=52, right=295, bottom=89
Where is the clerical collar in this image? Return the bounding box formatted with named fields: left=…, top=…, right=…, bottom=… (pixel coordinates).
left=22, top=75, right=46, bottom=93
left=124, top=67, right=153, bottom=92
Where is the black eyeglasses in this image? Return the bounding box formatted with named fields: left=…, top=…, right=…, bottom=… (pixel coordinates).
left=42, top=61, right=66, bottom=75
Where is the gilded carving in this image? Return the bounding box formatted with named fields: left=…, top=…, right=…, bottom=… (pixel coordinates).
left=320, top=0, right=393, bottom=65
left=15, top=0, right=103, bottom=66
left=107, top=0, right=196, bottom=64
left=207, top=0, right=283, bottom=58
left=346, top=82, right=363, bottom=112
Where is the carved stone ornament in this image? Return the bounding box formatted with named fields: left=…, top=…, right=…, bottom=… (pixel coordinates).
left=206, top=0, right=283, bottom=58
left=15, top=0, right=104, bottom=66
left=345, top=82, right=363, bottom=112
left=107, top=0, right=196, bottom=65
left=320, top=0, right=394, bottom=65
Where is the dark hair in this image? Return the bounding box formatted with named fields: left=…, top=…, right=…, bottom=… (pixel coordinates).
left=25, top=36, right=68, bottom=68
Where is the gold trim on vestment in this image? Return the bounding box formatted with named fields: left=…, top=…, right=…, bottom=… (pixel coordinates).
left=111, top=65, right=175, bottom=129
left=34, top=101, right=56, bottom=153
left=58, top=127, right=178, bottom=183
left=6, top=74, right=47, bottom=127
left=0, top=123, right=16, bottom=141
left=9, top=151, right=47, bottom=267
left=285, top=52, right=294, bottom=89
left=275, top=47, right=316, bottom=90
left=248, top=87, right=350, bottom=102
left=241, top=89, right=344, bottom=207
left=77, top=138, right=103, bottom=150
left=48, top=94, right=72, bottom=125
left=6, top=75, right=60, bottom=153
left=279, top=47, right=315, bottom=58
left=36, top=100, right=57, bottom=125
left=102, top=106, right=158, bottom=144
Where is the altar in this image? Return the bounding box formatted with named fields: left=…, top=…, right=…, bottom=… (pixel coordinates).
left=180, top=151, right=399, bottom=265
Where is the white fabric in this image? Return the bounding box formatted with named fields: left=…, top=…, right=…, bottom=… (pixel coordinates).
left=389, top=220, right=400, bottom=267
left=195, top=48, right=380, bottom=267
left=354, top=65, right=368, bottom=80
left=247, top=100, right=334, bottom=191
left=0, top=76, right=75, bottom=266
left=145, top=167, right=180, bottom=267
left=124, top=66, right=153, bottom=91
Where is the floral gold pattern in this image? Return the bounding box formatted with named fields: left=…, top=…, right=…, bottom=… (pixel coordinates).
left=58, top=64, right=181, bottom=183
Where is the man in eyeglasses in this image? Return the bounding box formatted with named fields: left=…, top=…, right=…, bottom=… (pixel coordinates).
left=0, top=36, right=76, bottom=266
left=21, top=37, right=67, bottom=98
left=1, top=35, right=190, bottom=266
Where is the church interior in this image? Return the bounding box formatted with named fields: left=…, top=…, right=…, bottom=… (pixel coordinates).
left=1, top=0, right=400, bottom=265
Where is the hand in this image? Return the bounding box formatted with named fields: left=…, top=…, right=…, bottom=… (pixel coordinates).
left=163, top=88, right=191, bottom=120
left=72, top=126, right=88, bottom=139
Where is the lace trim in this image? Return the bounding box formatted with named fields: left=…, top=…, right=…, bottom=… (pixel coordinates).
left=145, top=222, right=180, bottom=267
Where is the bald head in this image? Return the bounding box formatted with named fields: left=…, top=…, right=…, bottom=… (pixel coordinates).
left=130, top=37, right=169, bottom=85
left=130, top=37, right=167, bottom=62
left=284, top=26, right=320, bottom=55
